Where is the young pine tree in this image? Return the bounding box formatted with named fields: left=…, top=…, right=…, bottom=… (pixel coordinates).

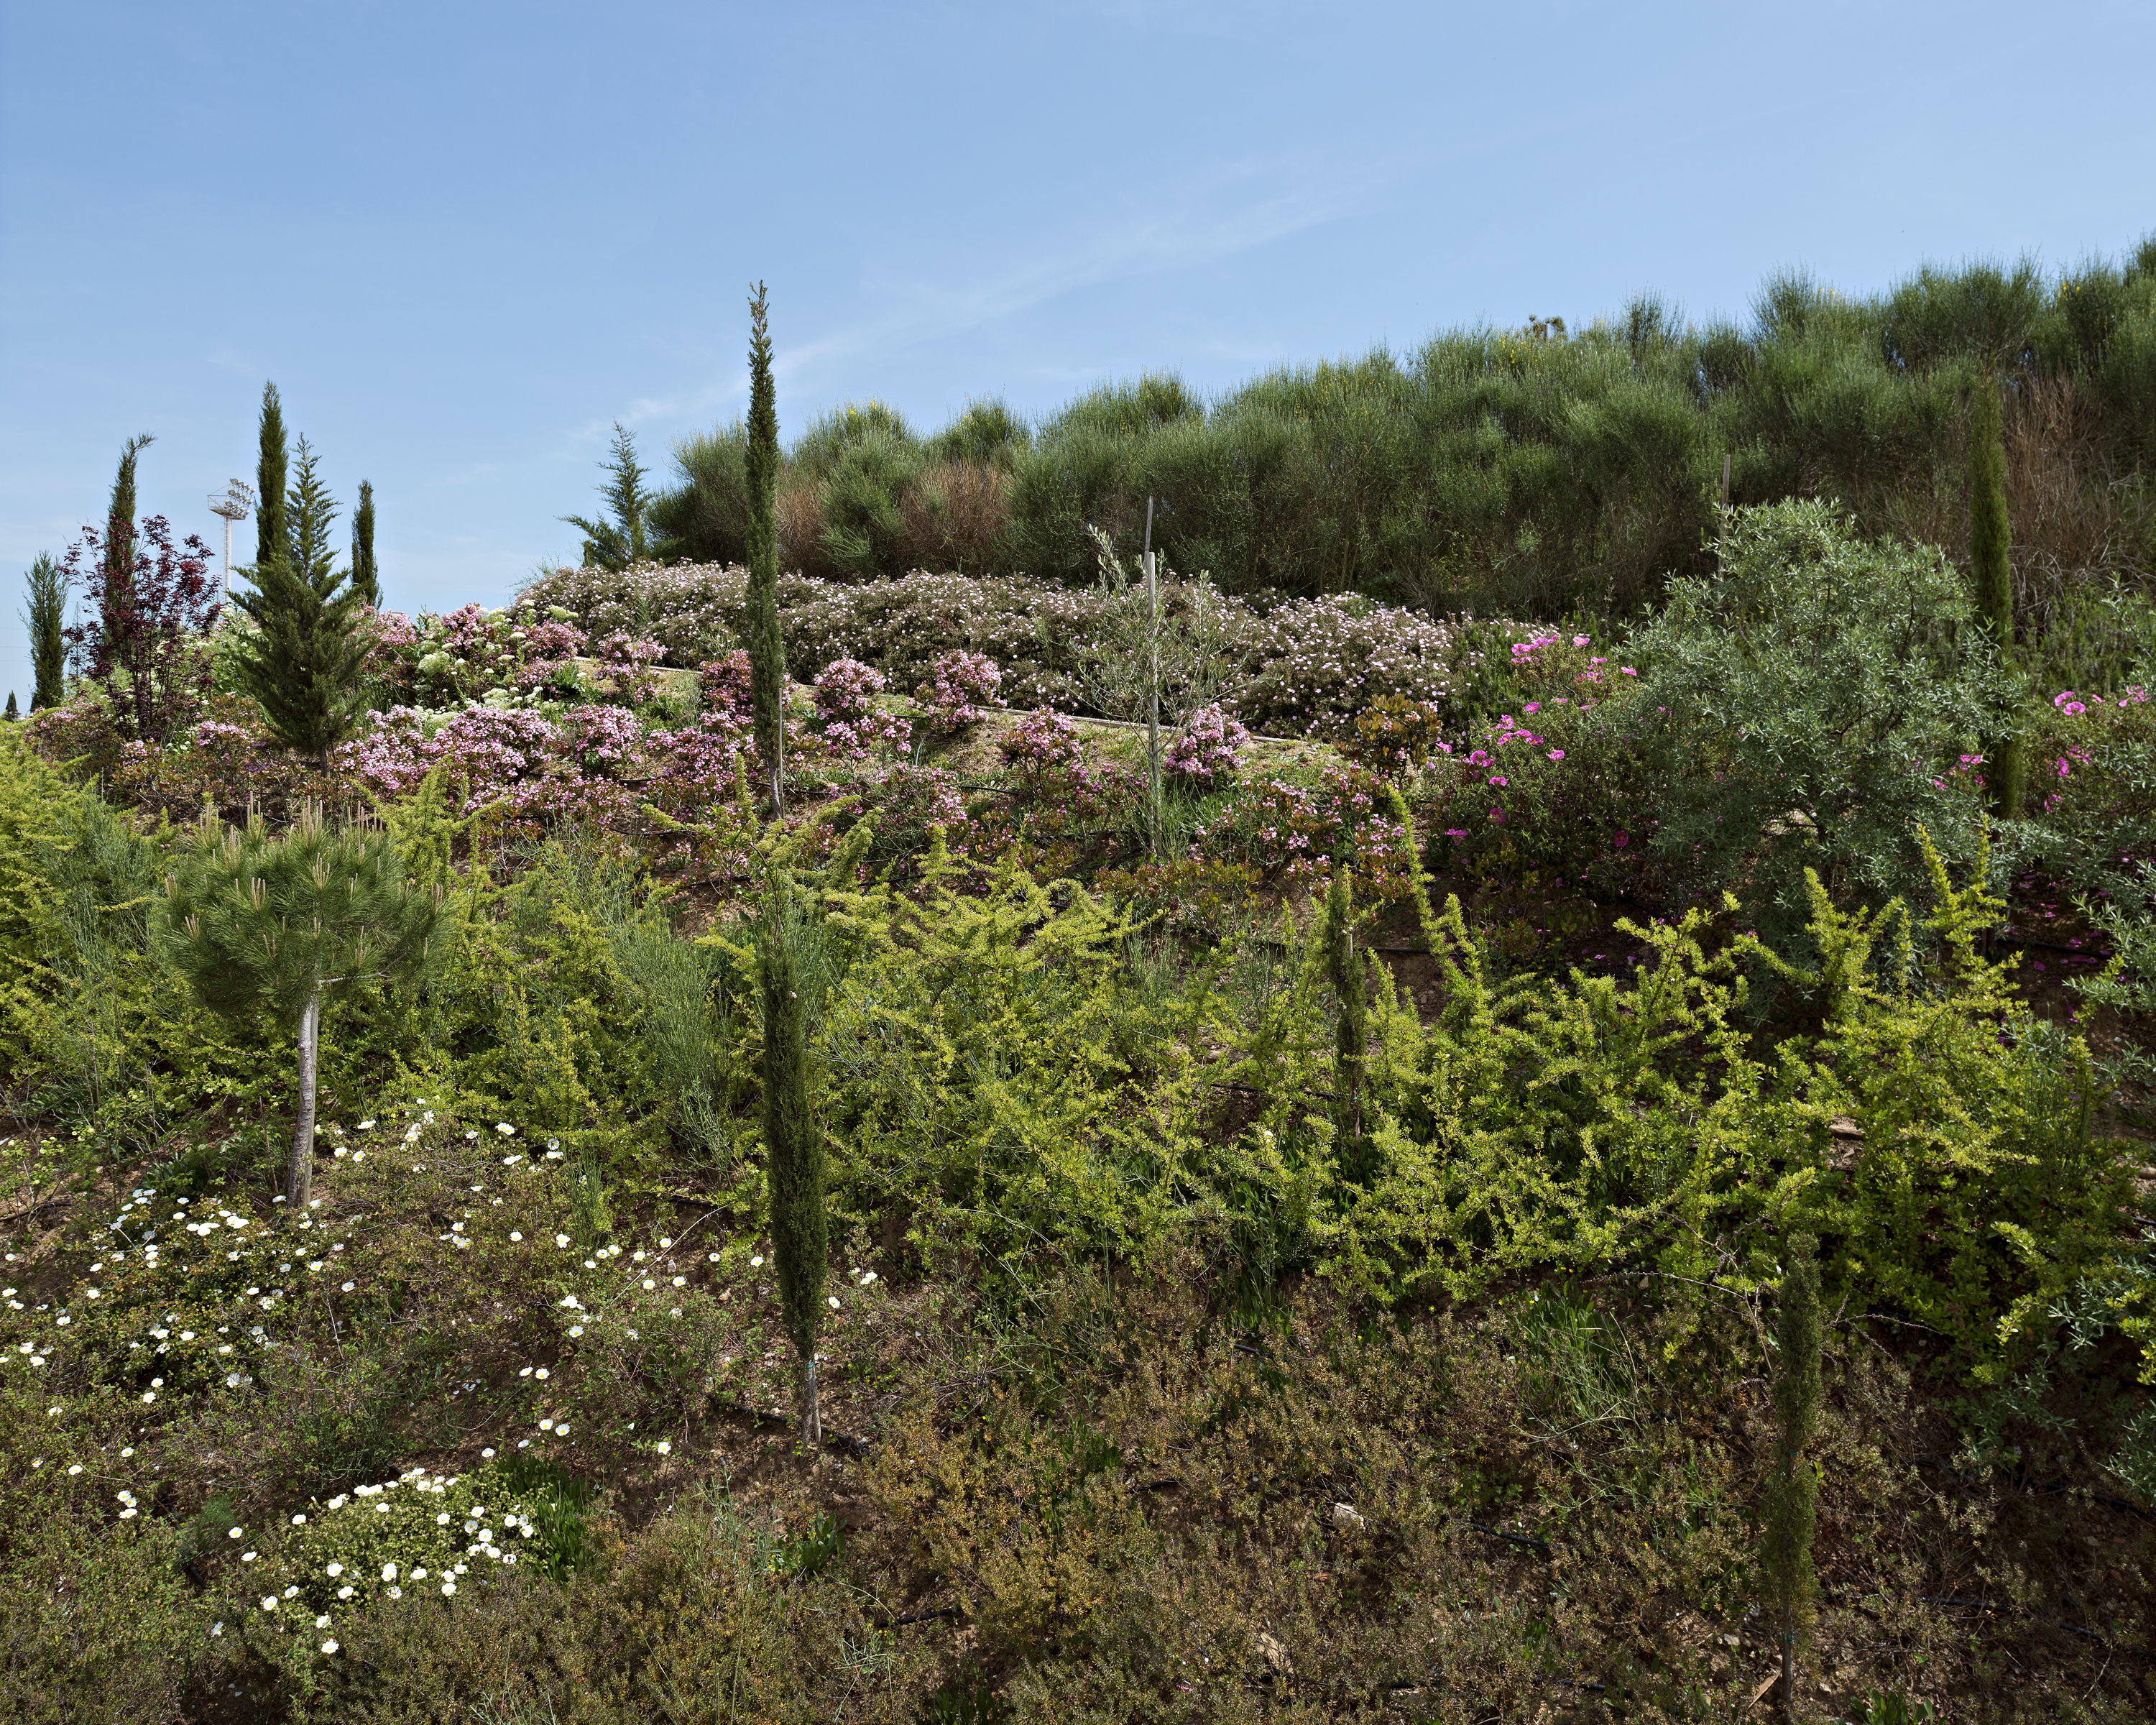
left=1760, top=1232, right=1824, bottom=1724
left=1968, top=377, right=2025, bottom=818
left=255, top=383, right=289, bottom=571
left=759, top=880, right=826, bottom=1445
left=231, top=438, right=371, bottom=768
left=745, top=283, right=788, bottom=814
left=350, top=479, right=379, bottom=607
left=561, top=425, right=653, bottom=573
left=1324, top=868, right=1370, bottom=1178
left=22, top=551, right=67, bottom=711
left=159, top=805, right=441, bottom=1209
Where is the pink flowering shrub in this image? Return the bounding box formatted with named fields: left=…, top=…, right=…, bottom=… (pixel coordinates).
left=336, top=706, right=632, bottom=828
left=991, top=707, right=1128, bottom=820
left=592, top=632, right=667, bottom=708
left=1199, top=763, right=1419, bottom=897
left=811, top=657, right=911, bottom=759
left=698, top=651, right=755, bottom=723
left=916, top=650, right=1003, bottom=730
left=520, top=559, right=1496, bottom=740
left=998, top=707, right=1084, bottom=776
left=101, top=700, right=316, bottom=819
left=1162, top=704, right=1250, bottom=791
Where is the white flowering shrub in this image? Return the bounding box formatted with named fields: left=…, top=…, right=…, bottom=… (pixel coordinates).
left=1227, top=594, right=1458, bottom=740
left=239, top=1460, right=570, bottom=1656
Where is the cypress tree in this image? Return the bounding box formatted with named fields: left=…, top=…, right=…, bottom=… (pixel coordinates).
left=23, top=551, right=67, bottom=710
left=744, top=283, right=788, bottom=814
left=350, top=479, right=379, bottom=607
left=159, top=804, right=441, bottom=1209
left=4, top=693, right=16, bottom=721
left=102, top=434, right=154, bottom=650
left=255, top=383, right=289, bottom=571
left=1324, top=868, right=1369, bottom=1179
left=1760, top=1232, right=1823, bottom=1725
left=1968, top=377, right=2024, bottom=817
left=231, top=438, right=370, bottom=769
left=759, top=880, right=826, bottom=1445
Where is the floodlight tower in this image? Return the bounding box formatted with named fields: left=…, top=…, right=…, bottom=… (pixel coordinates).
left=208, top=479, right=255, bottom=599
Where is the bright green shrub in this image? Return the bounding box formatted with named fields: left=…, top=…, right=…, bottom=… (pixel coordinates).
left=0, top=731, right=245, bottom=1135
left=1238, top=839, right=2133, bottom=1378
left=793, top=843, right=1215, bottom=1272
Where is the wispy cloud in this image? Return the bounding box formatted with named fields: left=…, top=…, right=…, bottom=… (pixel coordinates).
left=581, top=140, right=1407, bottom=443
left=786, top=145, right=1401, bottom=385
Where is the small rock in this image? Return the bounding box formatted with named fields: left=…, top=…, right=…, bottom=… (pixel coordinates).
left=1330, top=1501, right=1365, bottom=1529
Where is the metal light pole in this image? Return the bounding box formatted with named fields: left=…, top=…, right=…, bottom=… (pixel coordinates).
left=208, top=479, right=255, bottom=602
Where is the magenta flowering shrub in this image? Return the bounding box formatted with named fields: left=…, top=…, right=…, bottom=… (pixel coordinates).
left=1422, top=692, right=1651, bottom=896
left=2027, top=684, right=2154, bottom=822
left=916, top=650, right=1004, bottom=730
left=1163, top=704, right=1251, bottom=791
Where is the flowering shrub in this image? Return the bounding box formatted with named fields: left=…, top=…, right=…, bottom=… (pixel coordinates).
left=1345, top=695, right=1447, bottom=780
left=1227, top=595, right=1456, bottom=740
left=355, top=607, right=423, bottom=704
left=998, top=707, right=1084, bottom=777
left=811, top=658, right=908, bottom=759
left=1162, top=704, right=1250, bottom=791
left=591, top=632, right=668, bottom=708
left=697, top=651, right=755, bottom=724
left=521, top=560, right=1485, bottom=740
left=991, top=707, right=1129, bottom=822
left=916, top=649, right=1003, bottom=730
left=829, top=763, right=970, bottom=867
left=337, top=707, right=632, bottom=829
left=1199, top=763, right=1419, bottom=896
left=107, top=704, right=320, bottom=821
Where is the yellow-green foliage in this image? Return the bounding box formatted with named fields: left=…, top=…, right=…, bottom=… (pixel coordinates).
left=796, top=838, right=1222, bottom=1271
left=0, top=732, right=236, bottom=1131
left=1271, top=834, right=2133, bottom=1376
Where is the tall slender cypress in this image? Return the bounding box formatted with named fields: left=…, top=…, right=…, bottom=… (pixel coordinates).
left=1968, top=377, right=2024, bottom=817
left=103, top=434, right=154, bottom=650
left=760, top=881, right=826, bottom=1444
left=744, top=283, right=788, bottom=814
left=350, top=480, right=379, bottom=607
left=255, top=383, right=289, bottom=572
left=1760, top=1233, right=1823, bottom=1725
left=1324, top=868, right=1370, bottom=1182
left=23, top=552, right=67, bottom=710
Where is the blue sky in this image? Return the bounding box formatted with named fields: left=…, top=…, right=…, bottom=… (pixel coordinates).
left=3, top=0, right=2152, bottom=702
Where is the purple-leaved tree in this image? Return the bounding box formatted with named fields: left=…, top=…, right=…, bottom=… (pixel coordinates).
left=62, top=514, right=221, bottom=745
